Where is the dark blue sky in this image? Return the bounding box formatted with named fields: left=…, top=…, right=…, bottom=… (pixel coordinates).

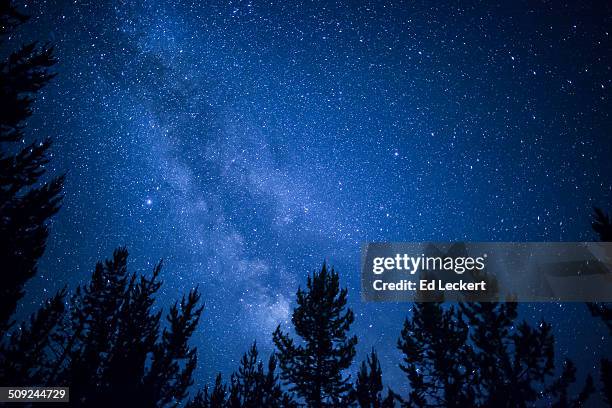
left=12, top=0, right=612, bottom=395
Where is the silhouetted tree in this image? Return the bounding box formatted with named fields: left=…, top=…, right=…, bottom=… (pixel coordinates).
left=188, top=373, right=228, bottom=408
left=273, top=263, right=357, bottom=407
left=397, top=302, right=593, bottom=407
left=187, top=390, right=211, bottom=408
left=601, top=359, right=612, bottom=406
left=44, top=248, right=203, bottom=408
left=0, top=288, right=66, bottom=385
left=143, top=288, right=202, bottom=406
left=353, top=349, right=395, bottom=408
left=462, top=302, right=592, bottom=407
left=587, top=208, right=612, bottom=332
left=588, top=302, right=612, bottom=334
left=187, top=389, right=210, bottom=408
left=463, top=302, right=546, bottom=407
left=225, top=342, right=297, bottom=408
left=545, top=359, right=594, bottom=408
left=587, top=207, right=612, bottom=406
left=592, top=207, right=612, bottom=242
left=0, top=0, right=26, bottom=33
left=0, top=0, right=64, bottom=334
left=397, top=302, right=474, bottom=407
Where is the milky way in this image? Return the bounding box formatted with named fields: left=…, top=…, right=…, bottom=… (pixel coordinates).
left=12, top=0, right=612, bottom=392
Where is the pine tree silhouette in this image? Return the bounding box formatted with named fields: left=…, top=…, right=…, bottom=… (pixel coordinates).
left=0, top=0, right=64, bottom=334
left=0, top=0, right=26, bottom=33
left=545, top=359, right=595, bottom=408
left=144, top=288, right=202, bottom=406
left=397, top=302, right=593, bottom=407
left=0, top=288, right=66, bottom=385
left=224, top=342, right=297, bottom=408
left=187, top=388, right=211, bottom=408
left=587, top=208, right=612, bottom=332
left=587, top=207, right=612, bottom=406
left=227, top=343, right=261, bottom=408
left=396, top=302, right=474, bottom=407
left=592, top=207, right=612, bottom=242
left=462, top=302, right=592, bottom=407
left=211, top=374, right=229, bottom=408
left=602, top=359, right=612, bottom=407
left=188, top=373, right=228, bottom=408
left=353, top=349, right=395, bottom=408
left=42, top=248, right=203, bottom=408
left=273, top=263, right=357, bottom=407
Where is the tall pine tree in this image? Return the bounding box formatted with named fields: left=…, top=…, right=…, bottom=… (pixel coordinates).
left=353, top=349, right=395, bottom=408
left=187, top=373, right=228, bottom=408
left=24, top=248, right=203, bottom=408
left=587, top=208, right=612, bottom=334
left=225, top=342, right=297, bottom=408
left=397, top=302, right=474, bottom=408
left=0, top=0, right=64, bottom=334
left=397, top=301, right=593, bottom=407
left=273, top=263, right=357, bottom=407
left=587, top=207, right=612, bottom=406
left=0, top=288, right=66, bottom=385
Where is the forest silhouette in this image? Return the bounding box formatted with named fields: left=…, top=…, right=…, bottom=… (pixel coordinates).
left=0, top=1, right=610, bottom=407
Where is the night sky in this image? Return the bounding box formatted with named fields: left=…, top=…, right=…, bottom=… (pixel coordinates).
left=10, top=0, right=612, bottom=396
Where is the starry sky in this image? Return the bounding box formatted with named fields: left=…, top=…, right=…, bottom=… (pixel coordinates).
left=10, top=0, right=612, bottom=395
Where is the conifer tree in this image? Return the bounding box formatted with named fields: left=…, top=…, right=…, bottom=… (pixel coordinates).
left=587, top=207, right=612, bottom=406
left=461, top=302, right=573, bottom=407
left=188, top=373, right=228, bottom=408
left=0, top=288, right=66, bottom=385
left=544, top=359, right=594, bottom=408
left=398, top=301, right=593, bottom=407
left=592, top=207, right=612, bottom=242
left=228, top=343, right=261, bottom=408
left=601, top=359, right=612, bottom=407
left=0, top=0, right=64, bottom=334
left=464, top=302, right=592, bottom=407
left=210, top=374, right=229, bottom=408
left=273, top=263, right=357, bottom=407
left=397, top=302, right=474, bottom=408
left=48, top=248, right=203, bottom=408
left=353, top=349, right=395, bottom=408
left=587, top=208, right=612, bottom=332
left=143, top=288, right=202, bottom=406
left=224, top=342, right=297, bottom=408
left=187, top=390, right=210, bottom=408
